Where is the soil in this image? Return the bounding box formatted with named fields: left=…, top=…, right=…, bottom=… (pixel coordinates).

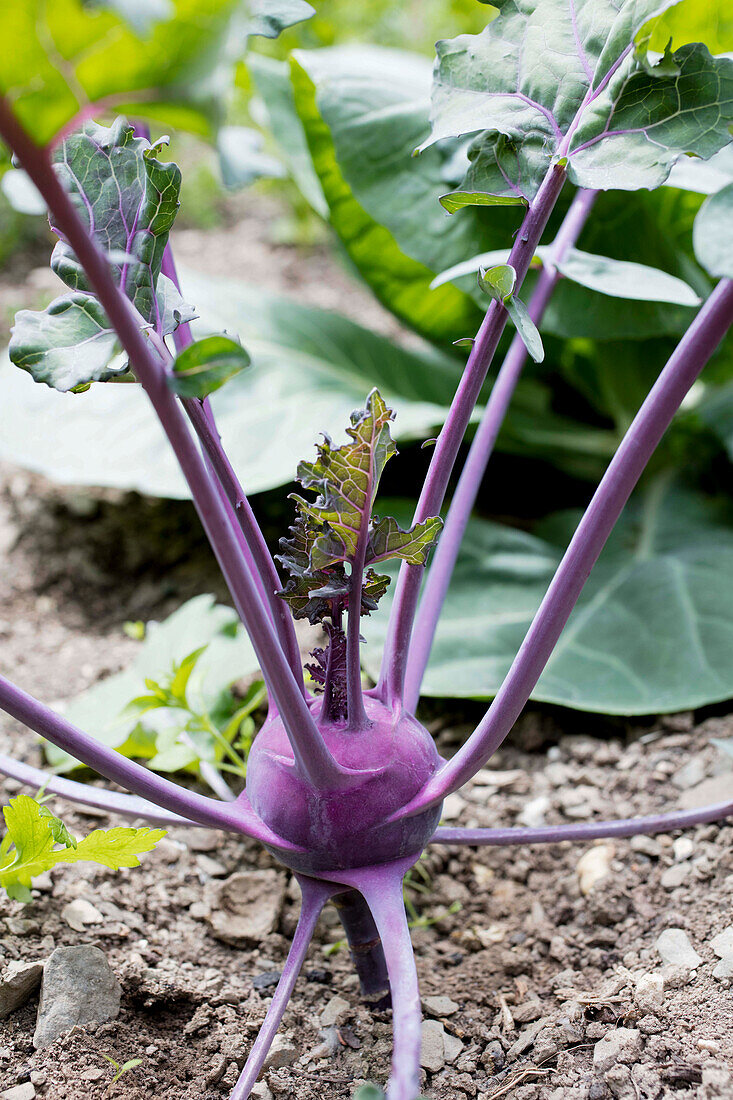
left=0, top=199, right=732, bottom=1100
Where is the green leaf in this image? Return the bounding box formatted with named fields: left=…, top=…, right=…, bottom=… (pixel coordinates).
left=424, top=1, right=733, bottom=203
left=553, top=249, right=702, bottom=306
left=367, top=515, right=443, bottom=566
left=0, top=0, right=245, bottom=144
left=169, top=334, right=251, bottom=398
left=505, top=295, right=544, bottom=363
left=693, top=183, right=733, bottom=279
left=0, top=271, right=467, bottom=496
left=477, top=263, right=516, bottom=302
left=52, top=119, right=182, bottom=329
left=363, top=480, right=733, bottom=714
left=45, top=595, right=258, bottom=773
left=0, top=795, right=164, bottom=899
left=217, top=126, right=286, bottom=190
left=9, top=293, right=123, bottom=392
left=283, top=45, right=522, bottom=343
left=0, top=0, right=310, bottom=147
left=640, top=0, right=733, bottom=56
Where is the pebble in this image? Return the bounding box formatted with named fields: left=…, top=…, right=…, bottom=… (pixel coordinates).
left=33, top=945, right=121, bottom=1050
left=634, top=972, right=665, bottom=1015
left=592, top=1027, right=642, bottom=1073
left=251, top=1085, right=273, bottom=1100
left=679, top=775, right=732, bottom=810
left=576, top=844, right=614, bottom=894
left=0, top=961, right=43, bottom=1020
left=673, top=837, right=695, bottom=862
left=205, top=871, right=286, bottom=947
left=661, top=863, right=691, bottom=890
left=0, top=1086, right=35, bottom=1100
left=440, top=793, right=466, bottom=821
left=710, top=925, right=733, bottom=958
left=517, top=796, right=550, bottom=828
left=672, top=756, right=706, bottom=790
left=61, top=898, right=103, bottom=932
left=318, top=995, right=350, bottom=1027
left=420, top=1019, right=448, bottom=1073
left=655, top=928, right=702, bottom=969
left=422, top=994, right=459, bottom=1017
left=196, top=855, right=227, bottom=878
left=630, top=835, right=661, bottom=858
left=263, top=1036, right=298, bottom=1070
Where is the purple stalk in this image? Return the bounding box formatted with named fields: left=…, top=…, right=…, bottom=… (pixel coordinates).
left=391, top=278, right=733, bottom=822
left=160, top=242, right=305, bottom=688
left=333, top=888, right=390, bottom=996
left=404, top=188, right=599, bottom=711
left=0, top=100, right=342, bottom=790
left=354, top=865, right=423, bottom=1100
left=0, top=673, right=301, bottom=848
left=378, top=163, right=568, bottom=707
left=0, top=752, right=197, bottom=829
left=432, top=795, right=733, bottom=846
left=230, top=876, right=337, bottom=1100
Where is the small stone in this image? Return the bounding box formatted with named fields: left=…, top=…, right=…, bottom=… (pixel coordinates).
left=263, top=1036, right=297, bottom=1070
left=517, top=796, right=550, bottom=828
left=319, top=995, right=350, bottom=1027
left=61, top=899, right=103, bottom=932
left=660, top=963, right=693, bottom=988
left=673, top=837, right=694, bottom=861
left=422, top=995, right=459, bottom=1017
left=697, top=1039, right=721, bottom=1054
left=28, top=1074, right=45, bottom=1089
left=205, top=871, right=286, bottom=947
left=679, top=775, right=733, bottom=810
left=196, top=855, right=227, bottom=877
left=630, top=835, right=661, bottom=858
left=634, top=972, right=665, bottom=1015
left=656, top=928, right=702, bottom=969
left=1, top=1086, right=35, bottom=1100
left=252, top=971, right=281, bottom=990
left=592, top=1028, right=642, bottom=1073
left=512, top=1000, right=543, bottom=1023
left=0, top=961, right=43, bottom=1019
left=420, top=1019, right=446, bottom=1073
left=444, top=1032, right=463, bottom=1065
left=178, top=827, right=220, bottom=852
left=33, top=946, right=121, bottom=1050
left=672, top=756, right=706, bottom=790
left=712, top=958, right=733, bottom=979
left=440, top=793, right=465, bottom=822
left=251, top=1085, right=273, bottom=1100
left=577, top=844, right=614, bottom=894
left=710, top=926, right=733, bottom=958
left=661, top=863, right=691, bottom=890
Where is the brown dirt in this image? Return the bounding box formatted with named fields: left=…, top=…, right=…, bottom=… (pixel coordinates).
left=0, top=203, right=732, bottom=1100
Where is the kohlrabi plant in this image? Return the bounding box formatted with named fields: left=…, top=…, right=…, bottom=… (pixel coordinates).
left=0, top=2, right=733, bottom=1098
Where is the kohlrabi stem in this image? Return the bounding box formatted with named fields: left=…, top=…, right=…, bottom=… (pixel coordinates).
left=392, top=278, right=733, bottom=821
left=0, top=673, right=300, bottom=848
left=403, top=187, right=598, bottom=711
left=0, top=752, right=197, bottom=829
left=160, top=244, right=305, bottom=690
left=432, top=792, right=733, bottom=846
left=184, top=397, right=305, bottom=692
left=230, top=877, right=336, bottom=1100
left=332, top=889, right=390, bottom=996
left=347, top=521, right=371, bottom=731
left=0, top=100, right=343, bottom=790
left=378, top=162, right=568, bottom=708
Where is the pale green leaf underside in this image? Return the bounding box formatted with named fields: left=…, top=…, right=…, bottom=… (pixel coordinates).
left=434, top=246, right=701, bottom=306
left=426, top=0, right=733, bottom=203
left=9, top=293, right=121, bottom=392
left=693, top=182, right=733, bottom=278
left=363, top=479, right=733, bottom=714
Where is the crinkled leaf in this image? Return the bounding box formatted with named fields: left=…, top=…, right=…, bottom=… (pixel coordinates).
left=363, top=481, right=733, bottom=714
left=277, top=516, right=346, bottom=623
left=169, top=334, right=251, bottom=398
left=156, top=274, right=199, bottom=335
left=505, top=295, right=545, bottom=363
left=0, top=795, right=164, bottom=900
left=424, top=0, right=733, bottom=203
left=51, top=119, right=181, bottom=329
left=217, top=126, right=286, bottom=189
left=367, top=515, right=443, bottom=567
left=9, top=293, right=123, bottom=392
left=295, top=389, right=398, bottom=564
left=693, top=182, right=733, bottom=278
left=0, top=0, right=248, bottom=144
